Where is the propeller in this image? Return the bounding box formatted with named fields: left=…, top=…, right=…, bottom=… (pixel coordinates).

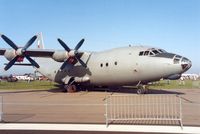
left=57, top=38, right=87, bottom=70
left=0, top=34, right=40, bottom=71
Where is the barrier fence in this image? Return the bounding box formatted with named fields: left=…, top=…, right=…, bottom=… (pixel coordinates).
left=0, top=94, right=184, bottom=127
left=105, top=95, right=182, bottom=127
left=0, top=96, right=2, bottom=122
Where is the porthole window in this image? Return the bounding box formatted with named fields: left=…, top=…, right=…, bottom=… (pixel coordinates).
left=100, top=63, right=103, bottom=67
left=106, top=63, right=108, bottom=67
left=114, top=61, right=117, bottom=65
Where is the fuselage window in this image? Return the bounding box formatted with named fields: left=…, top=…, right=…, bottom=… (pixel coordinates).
left=139, top=51, right=144, bottom=56
left=114, top=61, right=117, bottom=65
left=100, top=63, right=103, bottom=67
left=106, top=63, right=108, bottom=67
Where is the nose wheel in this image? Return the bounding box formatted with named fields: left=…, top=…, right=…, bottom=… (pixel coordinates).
left=137, top=85, right=148, bottom=94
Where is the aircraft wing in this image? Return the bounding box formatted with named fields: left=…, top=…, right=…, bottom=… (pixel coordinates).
left=0, top=48, right=84, bottom=58
left=25, top=49, right=55, bottom=57
left=0, top=48, right=55, bottom=57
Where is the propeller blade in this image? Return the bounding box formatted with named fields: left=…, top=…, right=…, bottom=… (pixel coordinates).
left=25, top=55, right=40, bottom=68
left=57, top=38, right=86, bottom=70
left=74, top=39, right=84, bottom=50
left=57, top=38, right=71, bottom=52
left=4, top=56, right=19, bottom=71
left=24, top=35, right=37, bottom=50
left=75, top=56, right=87, bottom=68
left=1, top=34, right=18, bottom=50
left=60, top=61, right=68, bottom=70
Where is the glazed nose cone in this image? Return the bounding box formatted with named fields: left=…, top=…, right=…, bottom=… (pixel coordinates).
left=181, top=57, right=192, bottom=71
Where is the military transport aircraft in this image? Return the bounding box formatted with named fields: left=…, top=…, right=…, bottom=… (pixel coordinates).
left=0, top=34, right=192, bottom=94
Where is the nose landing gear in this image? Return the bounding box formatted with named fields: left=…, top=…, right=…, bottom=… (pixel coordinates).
left=137, top=85, right=149, bottom=94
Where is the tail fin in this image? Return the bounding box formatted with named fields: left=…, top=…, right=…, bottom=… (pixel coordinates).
left=36, top=32, right=45, bottom=49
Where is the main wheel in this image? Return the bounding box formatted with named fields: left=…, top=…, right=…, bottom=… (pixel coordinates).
left=65, top=85, right=77, bottom=93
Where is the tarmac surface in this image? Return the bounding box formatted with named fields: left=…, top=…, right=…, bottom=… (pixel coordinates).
left=0, top=131, right=157, bottom=134
left=0, top=89, right=200, bottom=134
left=1, top=123, right=200, bottom=134
left=0, top=88, right=199, bottom=126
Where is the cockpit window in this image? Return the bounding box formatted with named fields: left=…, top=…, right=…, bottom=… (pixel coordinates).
left=144, top=51, right=149, bottom=55
left=176, top=55, right=182, bottom=59
left=158, top=49, right=166, bottom=53
left=182, top=57, right=189, bottom=63
left=174, top=58, right=180, bottom=64
left=139, top=48, right=167, bottom=56
left=173, top=55, right=182, bottom=64
left=139, top=51, right=144, bottom=56
left=152, top=50, right=159, bottom=55
left=149, top=52, right=154, bottom=55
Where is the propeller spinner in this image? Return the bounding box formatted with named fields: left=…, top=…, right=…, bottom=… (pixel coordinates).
left=0, top=34, right=40, bottom=71
left=57, top=38, right=87, bottom=70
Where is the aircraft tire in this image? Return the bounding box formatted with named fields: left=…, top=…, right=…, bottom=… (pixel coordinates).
left=144, top=88, right=149, bottom=94
left=67, top=85, right=77, bottom=93
left=137, top=88, right=145, bottom=94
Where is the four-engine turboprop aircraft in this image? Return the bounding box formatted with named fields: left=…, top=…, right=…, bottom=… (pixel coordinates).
left=0, top=34, right=192, bottom=94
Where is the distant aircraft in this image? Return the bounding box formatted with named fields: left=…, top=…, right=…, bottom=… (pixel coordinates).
left=0, top=34, right=192, bottom=94
left=0, top=74, right=18, bottom=82
left=181, top=73, right=199, bottom=80
left=14, top=74, right=34, bottom=81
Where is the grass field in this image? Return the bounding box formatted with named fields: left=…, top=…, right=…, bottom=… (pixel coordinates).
left=0, top=80, right=57, bottom=90
left=149, top=80, right=200, bottom=89
left=0, top=80, right=199, bottom=90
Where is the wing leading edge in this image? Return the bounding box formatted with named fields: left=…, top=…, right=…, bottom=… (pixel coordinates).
left=25, top=49, right=55, bottom=57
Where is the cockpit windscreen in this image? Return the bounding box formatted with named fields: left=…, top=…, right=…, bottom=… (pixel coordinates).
left=139, top=48, right=167, bottom=56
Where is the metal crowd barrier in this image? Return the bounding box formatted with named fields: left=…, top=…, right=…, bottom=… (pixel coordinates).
left=105, top=94, right=182, bottom=127
left=0, top=96, right=2, bottom=122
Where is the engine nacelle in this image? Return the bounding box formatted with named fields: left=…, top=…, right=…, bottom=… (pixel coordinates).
left=52, top=51, right=69, bottom=62
left=4, top=49, right=16, bottom=61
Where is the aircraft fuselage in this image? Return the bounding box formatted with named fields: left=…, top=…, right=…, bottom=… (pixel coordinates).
left=35, top=46, right=192, bottom=87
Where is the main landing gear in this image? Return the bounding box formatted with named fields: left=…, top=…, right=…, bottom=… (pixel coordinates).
left=64, top=85, right=77, bottom=93
left=136, top=85, right=149, bottom=94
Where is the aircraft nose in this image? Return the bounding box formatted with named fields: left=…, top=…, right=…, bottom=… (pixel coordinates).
left=181, top=57, right=192, bottom=71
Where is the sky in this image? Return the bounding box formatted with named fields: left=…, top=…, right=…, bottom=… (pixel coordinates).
left=0, top=0, right=200, bottom=75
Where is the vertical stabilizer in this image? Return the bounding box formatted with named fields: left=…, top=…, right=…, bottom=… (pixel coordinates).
left=36, top=32, right=45, bottom=49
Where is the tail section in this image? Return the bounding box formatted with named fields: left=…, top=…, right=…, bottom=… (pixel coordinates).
left=36, top=32, right=45, bottom=49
